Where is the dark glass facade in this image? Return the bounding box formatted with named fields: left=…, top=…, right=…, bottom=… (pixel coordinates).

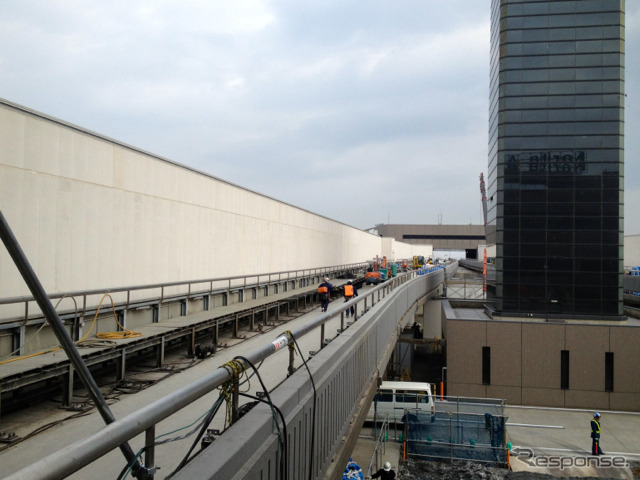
left=487, top=0, right=625, bottom=319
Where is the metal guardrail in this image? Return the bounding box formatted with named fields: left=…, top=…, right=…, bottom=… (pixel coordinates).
left=0, top=262, right=370, bottom=327
left=5, top=263, right=457, bottom=480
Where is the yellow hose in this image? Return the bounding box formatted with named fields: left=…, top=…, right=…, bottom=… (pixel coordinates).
left=0, top=293, right=142, bottom=365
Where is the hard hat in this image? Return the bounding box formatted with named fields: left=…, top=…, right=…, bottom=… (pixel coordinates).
left=594, top=412, right=600, bottom=418
left=383, top=461, right=391, bottom=471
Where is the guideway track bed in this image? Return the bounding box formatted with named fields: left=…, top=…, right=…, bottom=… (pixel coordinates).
left=0, top=276, right=362, bottom=418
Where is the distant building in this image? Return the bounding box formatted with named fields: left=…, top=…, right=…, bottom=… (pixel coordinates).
left=374, top=224, right=485, bottom=257
left=486, top=0, right=625, bottom=319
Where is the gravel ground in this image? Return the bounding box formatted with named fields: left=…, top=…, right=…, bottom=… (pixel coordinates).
left=398, top=458, right=640, bottom=480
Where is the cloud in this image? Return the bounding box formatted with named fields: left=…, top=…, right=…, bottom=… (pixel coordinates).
left=1, top=1, right=638, bottom=234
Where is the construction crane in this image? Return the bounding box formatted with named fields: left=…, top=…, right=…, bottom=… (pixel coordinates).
left=479, top=172, right=488, bottom=238
left=479, top=173, right=488, bottom=292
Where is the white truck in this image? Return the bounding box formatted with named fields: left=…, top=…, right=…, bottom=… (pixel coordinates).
left=366, top=381, right=435, bottom=423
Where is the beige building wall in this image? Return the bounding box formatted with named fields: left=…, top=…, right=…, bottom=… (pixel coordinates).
left=0, top=100, right=404, bottom=303
left=445, top=315, right=640, bottom=411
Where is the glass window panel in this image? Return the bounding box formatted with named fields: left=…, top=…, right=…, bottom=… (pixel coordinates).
left=549, top=28, right=576, bottom=41
left=520, top=231, right=547, bottom=244
left=602, top=203, right=619, bottom=216
left=519, top=258, right=542, bottom=270
left=548, top=95, right=576, bottom=108
left=576, top=81, right=603, bottom=94
left=549, top=82, right=576, bottom=95
left=548, top=216, right=572, bottom=229
left=523, top=43, right=552, bottom=55
left=575, top=216, right=601, bottom=229
left=549, top=68, right=576, bottom=81
left=575, top=245, right=602, bottom=257
left=549, top=2, right=576, bottom=15
left=549, top=42, right=577, bottom=54
left=602, top=217, right=620, bottom=230
left=576, top=40, right=603, bottom=53
left=548, top=175, right=574, bottom=189
left=523, top=16, right=549, bottom=28
left=548, top=203, right=573, bottom=215
left=547, top=271, right=573, bottom=285
left=548, top=189, right=573, bottom=202
left=548, top=231, right=572, bottom=243
left=547, top=244, right=572, bottom=257
left=547, top=257, right=573, bottom=270
left=523, top=244, right=546, bottom=256
left=575, top=94, right=602, bottom=107
left=576, top=67, right=603, bottom=80
left=575, top=300, right=601, bottom=314
left=520, top=216, right=546, bottom=229
left=550, top=54, right=576, bottom=67
left=522, top=110, right=549, bottom=122
left=522, top=270, right=545, bottom=284
left=576, top=26, right=604, bottom=40
left=524, top=123, right=548, bottom=135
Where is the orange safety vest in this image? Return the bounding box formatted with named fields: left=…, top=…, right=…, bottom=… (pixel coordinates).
left=318, top=285, right=328, bottom=294
left=344, top=284, right=354, bottom=297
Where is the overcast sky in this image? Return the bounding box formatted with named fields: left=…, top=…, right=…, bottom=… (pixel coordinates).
left=2, top=1, right=639, bottom=234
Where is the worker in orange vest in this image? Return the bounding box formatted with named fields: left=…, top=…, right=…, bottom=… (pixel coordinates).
left=318, top=277, right=334, bottom=312
left=343, top=280, right=358, bottom=318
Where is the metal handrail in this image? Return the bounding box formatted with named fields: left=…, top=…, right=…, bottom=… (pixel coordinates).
left=0, top=262, right=370, bottom=325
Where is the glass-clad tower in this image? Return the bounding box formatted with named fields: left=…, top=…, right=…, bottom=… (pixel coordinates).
left=487, top=0, right=625, bottom=319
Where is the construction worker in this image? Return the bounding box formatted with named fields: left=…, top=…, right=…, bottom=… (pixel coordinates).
left=344, top=280, right=358, bottom=317
left=369, top=461, right=395, bottom=479
left=591, top=412, right=604, bottom=455
left=317, top=277, right=334, bottom=312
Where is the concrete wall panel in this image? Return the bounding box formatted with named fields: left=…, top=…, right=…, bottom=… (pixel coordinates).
left=521, top=387, right=566, bottom=407
left=487, top=321, right=522, bottom=387
left=521, top=323, right=565, bottom=390
left=447, top=382, right=487, bottom=399
left=446, top=319, right=486, bottom=385
left=610, top=392, right=640, bottom=411
left=566, top=325, right=609, bottom=392
left=564, top=390, right=610, bottom=410
left=610, top=327, right=640, bottom=394
left=486, top=385, right=522, bottom=405
left=0, top=100, right=416, bottom=304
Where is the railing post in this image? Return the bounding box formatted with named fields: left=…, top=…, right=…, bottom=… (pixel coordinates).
left=145, top=425, right=156, bottom=478
left=288, top=343, right=295, bottom=377
left=231, top=378, right=240, bottom=423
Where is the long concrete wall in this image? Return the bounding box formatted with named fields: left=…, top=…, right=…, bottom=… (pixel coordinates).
left=0, top=99, right=399, bottom=301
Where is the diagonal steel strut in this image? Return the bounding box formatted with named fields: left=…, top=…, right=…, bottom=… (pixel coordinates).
left=0, top=209, right=148, bottom=479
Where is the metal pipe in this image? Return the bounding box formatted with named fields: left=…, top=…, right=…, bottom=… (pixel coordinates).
left=0, top=209, right=144, bottom=477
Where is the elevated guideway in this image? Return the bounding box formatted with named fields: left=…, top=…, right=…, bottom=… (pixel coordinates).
left=2, top=263, right=457, bottom=480
left=0, top=263, right=368, bottom=413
